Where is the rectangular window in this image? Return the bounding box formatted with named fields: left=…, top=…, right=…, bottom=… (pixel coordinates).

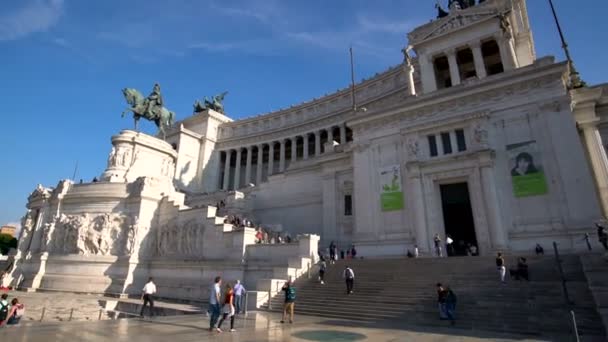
left=344, top=195, right=352, bottom=216
left=428, top=135, right=438, bottom=157
left=455, top=129, right=466, bottom=152
left=441, top=132, right=452, bottom=154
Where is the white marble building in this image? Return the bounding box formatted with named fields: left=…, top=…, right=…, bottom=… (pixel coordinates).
left=5, top=0, right=608, bottom=298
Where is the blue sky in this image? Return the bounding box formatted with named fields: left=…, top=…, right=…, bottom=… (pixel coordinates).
left=1, top=0, right=607, bottom=227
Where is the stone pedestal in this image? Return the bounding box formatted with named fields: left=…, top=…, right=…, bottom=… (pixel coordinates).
left=101, top=130, right=177, bottom=183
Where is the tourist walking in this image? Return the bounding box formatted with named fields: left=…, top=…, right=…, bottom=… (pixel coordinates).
left=436, top=283, right=447, bottom=320
left=350, top=245, right=357, bottom=259
left=280, top=278, right=296, bottom=324
left=535, top=243, right=544, bottom=255
left=414, top=245, right=419, bottom=258
left=209, top=276, right=222, bottom=332
left=217, top=283, right=236, bottom=332
left=496, top=252, right=506, bottom=284
left=343, top=266, right=355, bottom=294
left=140, top=277, right=156, bottom=318
left=515, top=257, right=529, bottom=281
left=434, top=234, right=443, bottom=257
left=233, top=280, right=246, bottom=314
left=445, top=286, right=457, bottom=325
left=596, top=223, right=608, bottom=251
left=2, top=298, right=24, bottom=326
left=446, top=235, right=454, bottom=256
left=329, top=241, right=336, bottom=264
left=318, top=260, right=327, bottom=284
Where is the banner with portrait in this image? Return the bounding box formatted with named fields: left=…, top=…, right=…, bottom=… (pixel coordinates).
left=379, top=165, right=404, bottom=211
left=507, top=140, right=548, bottom=197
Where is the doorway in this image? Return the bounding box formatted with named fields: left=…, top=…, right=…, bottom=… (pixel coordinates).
left=440, top=183, right=477, bottom=256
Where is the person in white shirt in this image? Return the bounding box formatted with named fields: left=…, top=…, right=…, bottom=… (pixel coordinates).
left=233, top=280, right=246, bottom=314
left=140, top=277, right=157, bottom=317
left=414, top=245, right=419, bottom=258
left=343, top=266, right=355, bottom=294
left=209, top=276, right=222, bottom=332
left=446, top=235, right=454, bottom=256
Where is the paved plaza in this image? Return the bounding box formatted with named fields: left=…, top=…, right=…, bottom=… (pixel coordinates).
left=0, top=312, right=555, bottom=342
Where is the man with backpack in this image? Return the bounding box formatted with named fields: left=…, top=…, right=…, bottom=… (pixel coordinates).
left=280, top=278, right=296, bottom=324
left=0, top=293, right=10, bottom=325
left=343, top=266, right=355, bottom=294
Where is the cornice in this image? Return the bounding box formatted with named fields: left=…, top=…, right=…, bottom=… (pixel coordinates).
left=348, top=59, right=566, bottom=135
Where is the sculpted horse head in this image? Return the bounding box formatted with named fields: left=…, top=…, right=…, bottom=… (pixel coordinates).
left=122, top=88, right=145, bottom=108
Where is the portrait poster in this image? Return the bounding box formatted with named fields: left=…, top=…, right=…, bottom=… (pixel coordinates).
left=379, top=165, right=404, bottom=211
left=506, top=140, right=548, bottom=197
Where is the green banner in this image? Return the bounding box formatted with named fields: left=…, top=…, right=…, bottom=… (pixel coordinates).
left=512, top=172, right=548, bottom=197
left=381, top=192, right=404, bottom=211
left=379, top=165, right=404, bottom=211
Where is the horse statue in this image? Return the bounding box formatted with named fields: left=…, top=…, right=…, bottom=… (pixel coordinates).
left=193, top=91, right=228, bottom=114
left=121, top=87, right=175, bottom=139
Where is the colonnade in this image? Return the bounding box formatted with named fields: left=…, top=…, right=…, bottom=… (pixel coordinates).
left=220, top=124, right=350, bottom=190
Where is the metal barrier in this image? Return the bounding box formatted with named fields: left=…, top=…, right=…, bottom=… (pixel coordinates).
left=553, top=241, right=572, bottom=305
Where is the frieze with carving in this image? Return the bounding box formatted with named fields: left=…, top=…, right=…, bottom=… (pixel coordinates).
left=43, top=213, right=133, bottom=256
left=27, top=184, right=52, bottom=203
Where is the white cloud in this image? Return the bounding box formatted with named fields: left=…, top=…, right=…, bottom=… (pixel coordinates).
left=0, top=0, right=64, bottom=41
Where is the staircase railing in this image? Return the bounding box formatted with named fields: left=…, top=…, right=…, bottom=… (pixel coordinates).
left=553, top=241, right=580, bottom=340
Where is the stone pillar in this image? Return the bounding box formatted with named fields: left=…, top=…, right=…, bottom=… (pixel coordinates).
left=223, top=150, right=231, bottom=190
left=291, top=137, right=297, bottom=163
left=268, top=143, right=275, bottom=176
left=480, top=157, right=507, bottom=250
left=234, top=148, right=242, bottom=189
left=409, top=164, right=429, bottom=253
left=470, top=41, right=487, bottom=79
left=420, top=55, right=437, bottom=93
left=315, top=131, right=321, bottom=156
left=405, top=63, right=416, bottom=96
left=497, top=36, right=517, bottom=71
left=328, top=127, right=334, bottom=145
left=303, top=134, right=309, bottom=160
left=256, top=144, right=264, bottom=185
left=446, top=49, right=461, bottom=86
left=582, top=124, right=608, bottom=216
left=340, top=124, right=347, bottom=145
left=244, top=146, right=253, bottom=186
left=279, top=140, right=286, bottom=172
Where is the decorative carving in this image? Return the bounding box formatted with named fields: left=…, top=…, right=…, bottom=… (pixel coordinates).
left=27, top=184, right=52, bottom=202
left=406, top=137, right=420, bottom=160
left=473, top=122, right=489, bottom=149
left=44, top=213, right=132, bottom=256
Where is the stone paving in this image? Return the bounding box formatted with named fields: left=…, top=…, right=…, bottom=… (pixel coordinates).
left=0, top=311, right=555, bottom=342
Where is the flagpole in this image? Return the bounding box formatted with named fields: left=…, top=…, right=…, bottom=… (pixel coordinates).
left=349, top=46, right=357, bottom=111
left=72, top=160, right=79, bottom=181
left=547, top=0, right=583, bottom=89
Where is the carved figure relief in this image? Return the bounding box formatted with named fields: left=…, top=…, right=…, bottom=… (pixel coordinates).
left=406, top=137, right=420, bottom=160
left=44, top=213, right=132, bottom=256
left=473, top=122, right=489, bottom=149
left=108, top=147, right=117, bottom=167
left=156, top=219, right=202, bottom=257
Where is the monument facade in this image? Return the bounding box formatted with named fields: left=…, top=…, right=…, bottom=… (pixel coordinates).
left=4, top=0, right=608, bottom=298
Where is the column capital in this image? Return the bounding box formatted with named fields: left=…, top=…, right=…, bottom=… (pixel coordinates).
left=467, top=40, right=481, bottom=49
left=445, top=47, right=457, bottom=56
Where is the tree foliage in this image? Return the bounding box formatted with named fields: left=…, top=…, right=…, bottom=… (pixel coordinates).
left=0, top=233, right=17, bottom=255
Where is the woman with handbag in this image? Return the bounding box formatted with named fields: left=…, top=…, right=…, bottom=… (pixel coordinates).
left=217, top=283, right=236, bottom=332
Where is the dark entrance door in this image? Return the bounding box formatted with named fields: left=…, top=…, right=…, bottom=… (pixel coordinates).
left=440, top=183, right=477, bottom=256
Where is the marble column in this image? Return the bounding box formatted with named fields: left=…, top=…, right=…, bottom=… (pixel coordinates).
left=279, top=140, right=286, bottom=172
left=303, top=134, right=309, bottom=160
left=496, top=36, right=517, bottom=71
left=470, top=41, right=487, bottom=78
left=480, top=163, right=507, bottom=250
left=256, top=144, right=264, bottom=185
left=446, top=49, right=461, bottom=86
left=420, top=55, right=437, bottom=93
left=328, top=127, right=334, bottom=145
left=340, top=124, right=346, bottom=145
left=234, top=148, right=242, bottom=189
left=582, top=124, right=608, bottom=216
left=245, top=146, right=252, bottom=186
left=222, top=150, right=232, bottom=190
left=315, top=131, right=321, bottom=156
left=291, top=137, right=297, bottom=163
left=410, top=166, right=429, bottom=253
left=268, top=143, right=275, bottom=176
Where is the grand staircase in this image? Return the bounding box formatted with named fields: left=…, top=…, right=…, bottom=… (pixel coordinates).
left=267, top=255, right=606, bottom=340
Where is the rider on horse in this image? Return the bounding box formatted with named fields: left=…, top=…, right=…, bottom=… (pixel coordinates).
left=144, top=83, right=163, bottom=119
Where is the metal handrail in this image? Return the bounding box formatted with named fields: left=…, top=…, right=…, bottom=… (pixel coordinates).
left=570, top=310, right=580, bottom=342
